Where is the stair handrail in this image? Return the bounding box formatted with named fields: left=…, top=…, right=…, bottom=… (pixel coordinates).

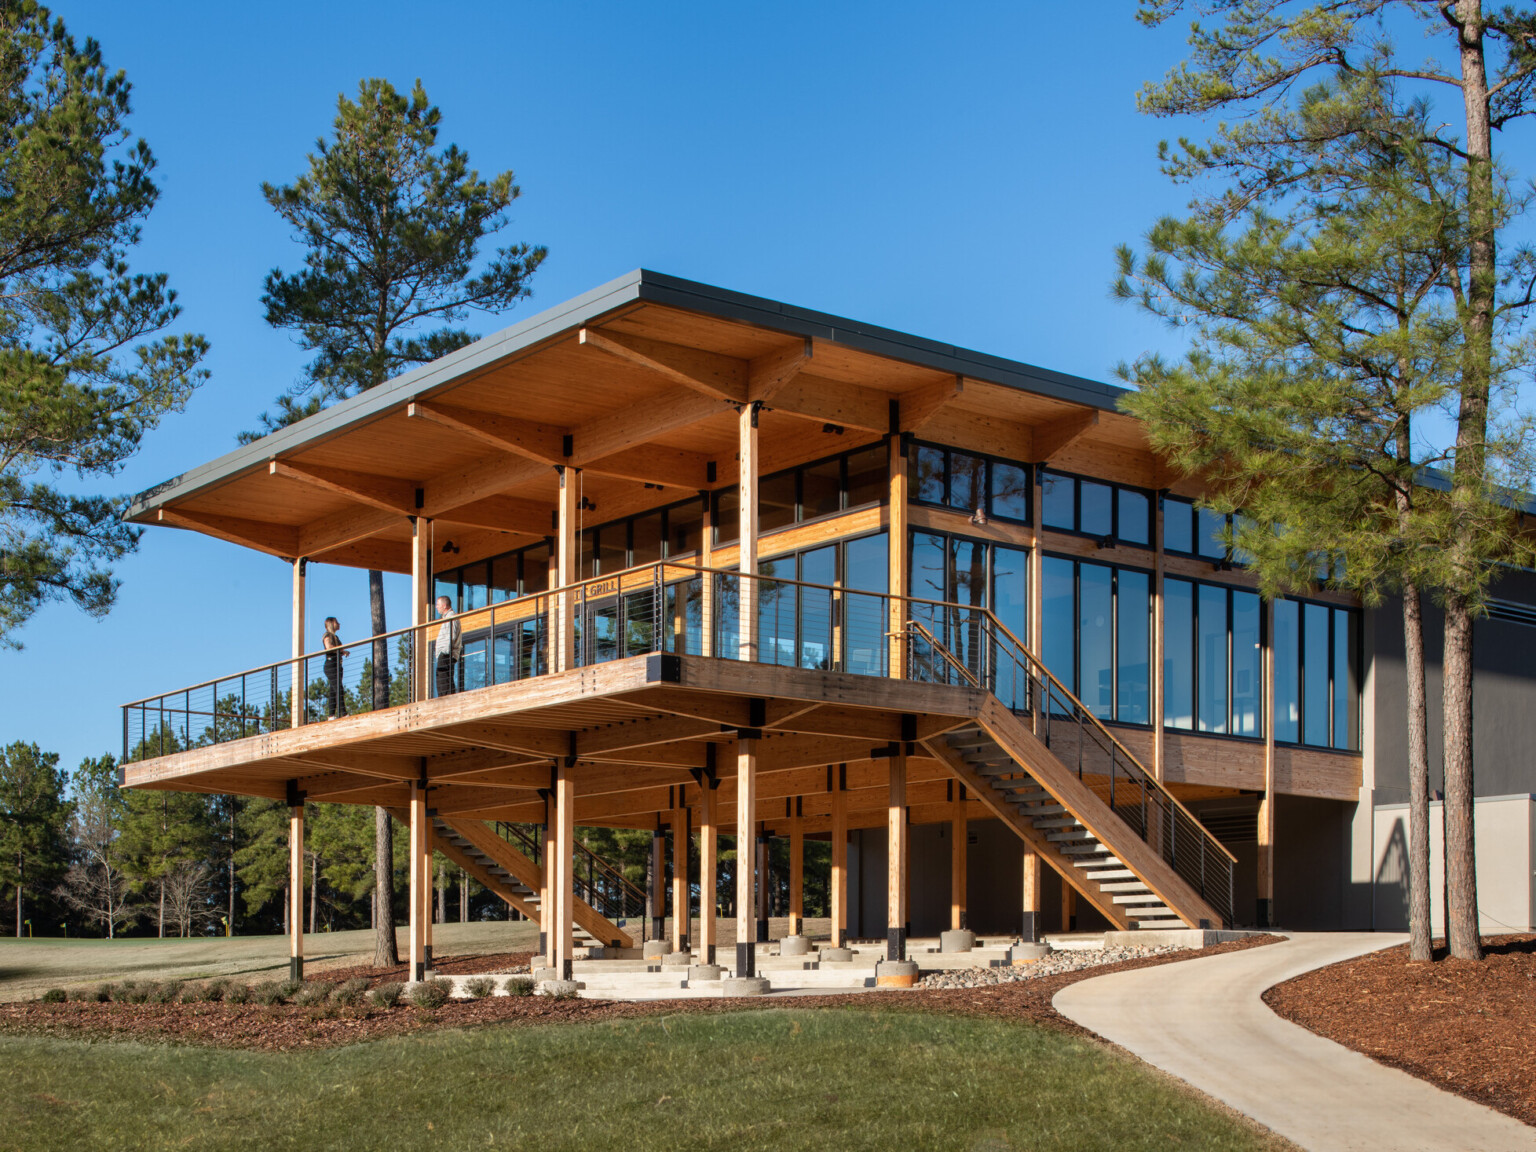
left=491, top=821, right=647, bottom=921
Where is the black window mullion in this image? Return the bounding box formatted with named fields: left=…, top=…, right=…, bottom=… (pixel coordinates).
left=1110, top=568, right=1120, bottom=723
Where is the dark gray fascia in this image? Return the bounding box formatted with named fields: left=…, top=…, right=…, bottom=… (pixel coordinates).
left=125, top=269, right=1130, bottom=520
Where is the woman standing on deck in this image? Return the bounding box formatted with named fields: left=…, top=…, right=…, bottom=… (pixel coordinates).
left=322, top=616, right=347, bottom=718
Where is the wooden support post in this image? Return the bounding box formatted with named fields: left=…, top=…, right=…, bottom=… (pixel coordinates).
left=422, top=793, right=434, bottom=970
left=649, top=817, right=665, bottom=943
left=1258, top=600, right=1276, bottom=928
left=671, top=799, right=689, bottom=954
left=1153, top=492, right=1166, bottom=783
left=1061, top=879, right=1076, bottom=933
left=408, top=781, right=426, bottom=981
left=738, top=402, right=760, bottom=662
left=553, top=761, right=575, bottom=978
left=888, top=431, right=908, bottom=677
left=755, top=827, right=769, bottom=942
left=540, top=791, right=555, bottom=958
left=290, top=558, right=306, bottom=728
left=831, top=767, right=847, bottom=948
left=700, top=493, right=715, bottom=658
left=735, top=736, right=758, bottom=976
left=1021, top=848, right=1042, bottom=942
left=699, top=776, right=717, bottom=964
left=951, top=783, right=967, bottom=931
left=1030, top=469, right=1043, bottom=734
left=555, top=467, right=578, bottom=673
left=288, top=801, right=304, bottom=980
left=888, top=747, right=908, bottom=960
left=411, top=518, right=431, bottom=702
left=788, top=812, right=804, bottom=937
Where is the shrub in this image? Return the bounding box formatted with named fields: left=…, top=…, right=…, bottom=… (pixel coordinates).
left=541, top=983, right=581, bottom=1001
left=40, top=989, right=66, bottom=1004
left=71, top=987, right=110, bottom=1003
left=196, top=980, right=227, bottom=1003
left=148, top=982, right=182, bottom=1005
left=503, top=977, right=535, bottom=998
left=332, top=978, right=369, bottom=1007
left=118, top=982, right=154, bottom=1004
left=251, top=981, right=286, bottom=1006
left=369, top=982, right=405, bottom=1009
left=408, top=978, right=452, bottom=1010
left=292, top=981, right=334, bottom=1007
left=222, top=983, right=252, bottom=1005
left=277, top=978, right=303, bottom=1000
left=464, top=976, right=497, bottom=1000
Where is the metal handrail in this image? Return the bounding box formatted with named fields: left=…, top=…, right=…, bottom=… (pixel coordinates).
left=493, top=821, right=646, bottom=922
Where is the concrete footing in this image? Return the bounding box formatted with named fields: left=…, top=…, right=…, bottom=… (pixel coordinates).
left=1009, top=942, right=1053, bottom=964
left=1103, top=928, right=1262, bottom=949
left=536, top=979, right=581, bottom=997
left=531, top=966, right=561, bottom=982
left=939, top=929, right=976, bottom=953
left=642, top=940, right=668, bottom=959
left=720, top=976, right=772, bottom=997
left=875, top=959, right=921, bottom=988
left=779, top=935, right=812, bottom=956
left=820, top=947, right=856, bottom=963
left=687, top=964, right=724, bottom=982
left=661, top=951, right=693, bottom=967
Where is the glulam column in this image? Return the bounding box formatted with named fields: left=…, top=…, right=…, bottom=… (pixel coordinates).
left=411, top=518, right=431, bottom=702
left=735, top=736, right=758, bottom=976
left=738, top=403, right=760, bottom=662
left=1258, top=601, right=1276, bottom=928
left=830, top=767, right=848, bottom=948
left=699, top=776, right=718, bottom=964
left=290, top=558, right=306, bottom=728
left=555, top=467, right=578, bottom=673
left=672, top=800, right=689, bottom=954
left=553, top=763, right=575, bottom=978
left=408, top=781, right=427, bottom=981
left=788, top=812, right=804, bottom=938
left=950, top=783, right=967, bottom=931
left=288, top=801, right=304, bottom=980
left=887, top=747, right=908, bottom=960
left=540, top=791, right=555, bottom=959
left=888, top=433, right=908, bottom=677
left=1022, top=848, right=1042, bottom=942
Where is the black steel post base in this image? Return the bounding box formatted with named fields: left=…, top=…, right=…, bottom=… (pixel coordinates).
left=706, top=944, right=716, bottom=964
left=413, top=961, right=425, bottom=982
left=423, top=944, right=433, bottom=970
left=538, top=931, right=547, bottom=956
left=1021, top=911, right=1040, bottom=943
left=1256, top=899, right=1272, bottom=930
left=290, top=956, right=303, bottom=983
left=755, top=917, right=769, bottom=943
left=561, top=958, right=572, bottom=980
left=679, top=934, right=690, bottom=954
left=887, top=926, right=906, bottom=961
left=736, top=942, right=755, bottom=977
left=788, top=916, right=801, bottom=936
left=651, top=917, right=664, bottom=941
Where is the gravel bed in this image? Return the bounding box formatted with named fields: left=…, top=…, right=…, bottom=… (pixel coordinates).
left=917, top=945, right=1180, bottom=989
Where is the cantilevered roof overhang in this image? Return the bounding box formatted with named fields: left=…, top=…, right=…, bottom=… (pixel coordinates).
left=125, top=269, right=1156, bottom=573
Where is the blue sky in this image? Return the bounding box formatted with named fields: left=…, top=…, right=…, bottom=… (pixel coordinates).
left=3, top=1, right=1218, bottom=773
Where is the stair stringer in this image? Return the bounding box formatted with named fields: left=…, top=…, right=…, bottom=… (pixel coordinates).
left=441, top=816, right=634, bottom=948
left=431, top=827, right=540, bottom=920
left=976, top=695, right=1225, bottom=928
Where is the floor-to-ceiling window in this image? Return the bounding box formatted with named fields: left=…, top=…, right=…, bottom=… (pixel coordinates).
left=909, top=529, right=1029, bottom=705
left=1041, top=556, right=1152, bottom=724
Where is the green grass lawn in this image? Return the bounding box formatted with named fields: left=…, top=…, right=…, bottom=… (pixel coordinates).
left=0, top=1008, right=1284, bottom=1151
left=0, top=921, right=542, bottom=1002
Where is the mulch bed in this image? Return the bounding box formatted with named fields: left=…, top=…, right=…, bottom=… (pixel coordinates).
left=310, top=951, right=534, bottom=985
left=1264, top=933, right=1536, bottom=1127
left=0, top=935, right=1278, bottom=1052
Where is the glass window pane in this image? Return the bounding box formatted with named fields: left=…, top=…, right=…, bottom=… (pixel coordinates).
left=1197, top=583, right=1228, bottom=733
left=1042, top=472, right=1074, bottom=530
left=1079, top=563, right=1114, bottom=719
left=1080, top=481, right=1113, bottom=538
left=843, top=533, right=888, bottom=676
left=1231, top=591, right=1261, bottom=737
left=435, top=571, right=459, bottom=612
left=991, top=546, right=1029, bottom=710
left=909, top=532, right=948, bottom=602
left=597, top=530, right=626, bottom=577
left=757, top=556, right=795, bottom=667
left=578, top=529, right=596, bottom=580
left=491, top=555, right=518, bottom=602
left=1333, top=608, right=1358, bottom=749
left=798, top=546, right=836, bottom=670
left=1116, top=569, right=1150, bottom=724
left=1273, top=599, right=1299, bottom=742
left=631, top=512, right=663, bottom=567
left=760, top=469, right=797, bottom=532
left=1163, top=578, right=1194, bottom=729
left=950, top=537, right=986, bottom=675
left=521, top=544, right=549, bottom=596
left=949, top=453, right=985, bottom=514
left=1042, top=557, right=1076, bottom=712
left=713, top=488, right=738, bottom=545
left=1303, top=602, right=1331, bottom=746
left=802, top=457, right=842, bottom=519
left=913, top=444, right=946, bottom=505
left=668, top=499, right=703, bottom=557
left=1198, top=507, right=1228, bottom=559
left=462, top=562, right=488, bottom=610
left=845, top=444, right=887, bottom=508
left=844, top=532, right=888, bottom=593
left=1117, top=489, right=1150, bottom=546
left=1164, top=498, right=1193, bottom=554
left=990, top=461, right=1030, bottom=522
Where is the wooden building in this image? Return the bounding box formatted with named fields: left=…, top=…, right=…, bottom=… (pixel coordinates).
left=119, top=270, right=1390, bottom=980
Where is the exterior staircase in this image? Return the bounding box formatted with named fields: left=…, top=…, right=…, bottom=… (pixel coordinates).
left=909, top=617, right=1236, bottom=931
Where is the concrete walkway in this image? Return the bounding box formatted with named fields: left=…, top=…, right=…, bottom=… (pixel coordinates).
left=1053, top=932, right=1536, bottom=1152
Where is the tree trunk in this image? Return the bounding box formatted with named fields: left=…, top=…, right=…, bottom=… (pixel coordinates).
left=310, top=854, right=318, bottom=934
left=373, top=805, right=398, bottom=965
left=1402, top=583, right=1434, bottom=962
left=228, top=801, right=237, bottom=936
left=158, top=878, right=165, bottom=938
left=460, top=869, right=468, bottom=922
left=1446, top=0, right=1491, bottom=962
left=14, top=852, right=20, bottom=937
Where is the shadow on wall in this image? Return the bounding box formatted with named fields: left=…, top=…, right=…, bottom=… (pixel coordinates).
left=1373, top=815, right=1410, bottom=933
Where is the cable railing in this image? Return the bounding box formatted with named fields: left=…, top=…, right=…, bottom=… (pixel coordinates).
left=492, top=822, right=647, bottom=924
left=906, top=612, right=1236, bottom=927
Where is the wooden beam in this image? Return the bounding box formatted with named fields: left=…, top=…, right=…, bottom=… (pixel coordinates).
left=583, top=444, right=712, bottom=490
left=571, top=386, right=732, bottom=464
left=269, top=460, right=417, bottom=516
left=769, top=374, right=889, bottom=433
left=433, top=494, right=553, bottom=536
left=900, top=375, right=963, bottom=433
left=1031, top=409, right=1099, bottom=463
left=156, top=508, right=299, bottom=557
left=748, top=337, right=813, bottom=403
left=407, top=401, right=567, bottom=465
left=298, top=504, right=402, bottom=559
left=579, top=327, right=748, bottom=403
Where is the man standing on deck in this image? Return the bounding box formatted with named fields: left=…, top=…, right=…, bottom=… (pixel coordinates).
left=432, top=595, right=463, bottom=697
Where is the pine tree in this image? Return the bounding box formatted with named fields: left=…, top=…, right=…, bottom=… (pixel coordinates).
left=0, top=741, right=71, bottom=935
left=60, top=753, right=135, bottom=937
left=118, top=788, right=213, bottom=938
left=1127, top=0, right=1536, bottom=959
left=0, top=2, right=208, bottom=645
left=253, top=77, right=545, bottom=966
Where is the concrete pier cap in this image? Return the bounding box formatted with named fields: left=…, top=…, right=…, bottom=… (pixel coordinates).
left=939, top=929, right=976, bottom=953
left=720, top=976, right=772, bottom=996
left=875, top=959, right=921, bottom=988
